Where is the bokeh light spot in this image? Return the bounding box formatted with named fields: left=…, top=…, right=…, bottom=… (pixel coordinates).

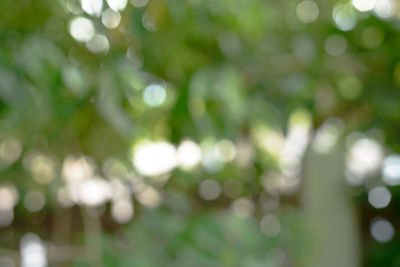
left=296, top=1, right=319, bottom=23
left=20, top=233, right=47, bottom=267
left=368, top=186, right=391, bottom=209
left=101, top=8, right=121, bottom=28
left=198, top=179, right=221, bottom=200
left=69, top=17, right=95, bottom=42
left=24, top=191, right=46, bottom=212
left=177, top=140, right=202, bottom=169
left=86, top=34, right=110, bottom=53
left=143, top=83, right=167, bottom=107
left=333, top=3, right=357, bottom=31
left=382, top=154, right=400, bottom=186
left=370, top=218, right=394, bottom=243
left=81, top=0, right=103, bottom=16
left=107, top=0, right=127, bottom=11
left=133, top=141, right=177, bottom=176
left=374, top=0, right=395, bottom=19
left=352, top=0, right=376, bottom=12
left=231, top=198, right=254, bottom=218
left=260, top=214, right=281, bottom=237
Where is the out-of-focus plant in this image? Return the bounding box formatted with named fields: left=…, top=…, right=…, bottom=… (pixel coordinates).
left=1, top=0, right=400, bottom=266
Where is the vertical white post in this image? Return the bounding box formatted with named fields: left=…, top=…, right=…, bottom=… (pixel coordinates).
left=301, top=141, right=361, bottom=267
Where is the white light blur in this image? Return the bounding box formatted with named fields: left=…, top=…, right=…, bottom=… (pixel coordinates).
left=382, top=154, right=400, bottom=186
left=261, top=172, right=300, bottom=195
left=0, top=209, right=13, bottom=228
left=215, top=139, right=236, bottom=162
left=69, top=17, right=95, bottom=42
left=231, top=198, right=254, bottom=218
left=235, top=139, right=254, bottom=168
left=370, top=218, right=394, bottom=243
left=23, top=152, right=56, bottom=185
left=20, top=233, right=47, bottom=267
left=86, top=34, right=110, bottom=53
left=0, top=137, right=22, bottom=166
left=107, top=0, right=127, bottom=11
left=312, top=118, right=344, bottom=154
left=143, top=83, right=167, bottom=107
left=333, top=3, right=357, bottom=31
left=135, top=184, right=162, bottom=208
left=61, top=186, right=78, bottom=206
left=198, top=179, right=221, bottom=200
left=56, top=187, right=75, bottom=208
left=24, top=191, right=46, bottom=212
left=0, top=184, right=18, bottom=211
left=352, top=0, right=376, bottom=12
left=296, top=1, right=319, bottom=23
left=346, top=137, right=383, bottom=185
left=324, top=35, right=347, bottom=56
left=110, top=179, right=131, bottom=199
left=76, top=178, right=112, bottom=207
left=81, top=0, right=103, bottom=16
left=130, top=0, right=148, bottom=7
left=62, top=155, right=95, bottom=184
left=111, top=198, right=134, bottom=223
left=177, top=140, right=202, bottom=169
left=133, top=141, right=177, bottom=176
left=0, top=184, right=17, bottom=227
left=350, top=138, right=383, bottom=170
left=368, top=186, right=391, bottom=209
left=201, top=139, right=224, bottom=173
left=374, top=0, right=395, bottom=19
left=260, top=214, right=281, bottom=237
left=280, top=109, right=311, bottom=178
left=0, top=184, right=17, bottom=226
left=101, top=8, right=121, bottom=29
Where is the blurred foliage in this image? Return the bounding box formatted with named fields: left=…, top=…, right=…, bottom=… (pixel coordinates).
left=1, top=0, right=400, bottom=266
left=100, top=211, right=282, bottom=267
